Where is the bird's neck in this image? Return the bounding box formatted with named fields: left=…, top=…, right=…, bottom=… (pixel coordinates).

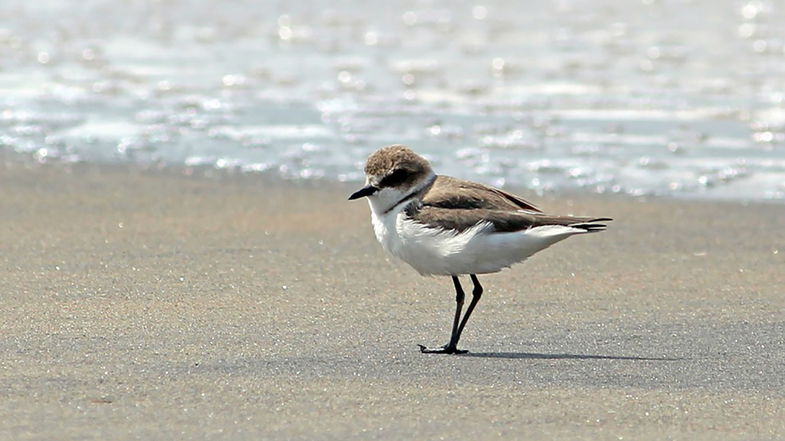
left=371, top=173, right=436, bottom=216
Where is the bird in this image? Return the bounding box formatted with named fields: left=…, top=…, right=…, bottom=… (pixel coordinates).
left=348, top=145, right=611, bottom=354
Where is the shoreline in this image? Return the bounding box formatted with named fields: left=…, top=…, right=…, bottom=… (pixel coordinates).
left=4, top=149, right=784, bottom=206
left=1, top=160, right=784, bottom=440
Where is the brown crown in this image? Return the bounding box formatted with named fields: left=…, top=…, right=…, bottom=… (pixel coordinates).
left=364, top=145, right=431, bottom=177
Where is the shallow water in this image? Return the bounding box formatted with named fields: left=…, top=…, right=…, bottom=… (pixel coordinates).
left=1, top=0, right=784, bottom=200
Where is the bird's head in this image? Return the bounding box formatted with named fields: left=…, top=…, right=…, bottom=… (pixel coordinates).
left=348, top=145, right=435, bottom=213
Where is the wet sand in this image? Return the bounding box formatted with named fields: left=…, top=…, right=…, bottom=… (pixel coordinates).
left=1, top=161, right=784, bottom=440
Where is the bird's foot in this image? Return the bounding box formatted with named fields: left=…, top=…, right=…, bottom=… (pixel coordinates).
left=417, top=344, right=468, bottom=354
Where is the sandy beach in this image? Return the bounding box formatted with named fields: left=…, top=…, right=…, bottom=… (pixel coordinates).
left=1, top=160, right=784, bottom=440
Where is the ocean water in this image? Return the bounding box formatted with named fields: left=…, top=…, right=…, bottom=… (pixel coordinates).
left=1, top=0, right=784, bottom=200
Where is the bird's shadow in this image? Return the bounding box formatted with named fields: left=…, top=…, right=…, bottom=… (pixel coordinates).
left=459, top=352, right=681, bottom=361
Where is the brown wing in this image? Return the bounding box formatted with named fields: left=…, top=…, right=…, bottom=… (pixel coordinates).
left=410, top=206, right=611, bottom=233
left=422, top=176, right=542, bottom=213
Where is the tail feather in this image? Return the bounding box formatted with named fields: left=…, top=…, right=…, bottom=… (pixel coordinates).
left=568, top=217, right=612, bottom=233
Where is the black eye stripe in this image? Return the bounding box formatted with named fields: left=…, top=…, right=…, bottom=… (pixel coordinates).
left=379, top=168, right=410, bottom=187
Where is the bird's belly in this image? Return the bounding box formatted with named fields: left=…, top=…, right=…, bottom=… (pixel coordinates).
left=374, top=213, right=560, bottom=275
left=398, top=228, right=537, bottom=276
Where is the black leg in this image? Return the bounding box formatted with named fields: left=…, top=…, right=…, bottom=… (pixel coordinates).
left=419, top=276, right=471, bottom=354
left=447, top=276, right=465, bottom=348
left=455, top=274, right=483, bottom=341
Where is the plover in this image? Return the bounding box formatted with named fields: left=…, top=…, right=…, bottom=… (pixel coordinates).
left=349, top=145, right=611, bottom=354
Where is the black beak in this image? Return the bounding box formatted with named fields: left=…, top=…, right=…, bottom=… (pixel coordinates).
left=348, top=185, right=378, bottom=200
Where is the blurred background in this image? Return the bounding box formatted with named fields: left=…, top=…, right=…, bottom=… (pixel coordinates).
left=1, top=0, right=784, bottom=200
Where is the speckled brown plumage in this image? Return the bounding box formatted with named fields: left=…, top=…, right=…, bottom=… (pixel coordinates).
left=422, top=175, right=541, bottom=213
left=407, top=205, right=610, bottom=233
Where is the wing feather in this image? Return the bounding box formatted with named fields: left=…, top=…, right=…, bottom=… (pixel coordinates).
left=410, top=206, right=610, bottom=233
left=422, top=176, right=542, bottom=212
left=412, top=175, right=611, bottom=233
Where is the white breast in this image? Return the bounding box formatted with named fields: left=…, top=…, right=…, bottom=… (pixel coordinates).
left=369, top=203, right=588, bottom=276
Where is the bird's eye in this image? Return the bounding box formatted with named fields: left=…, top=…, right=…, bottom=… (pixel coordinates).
left=379, top=168, right=410, bottom=187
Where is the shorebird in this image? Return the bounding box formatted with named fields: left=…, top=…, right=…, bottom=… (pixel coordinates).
left=349, top=145, right=611, bottom=354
